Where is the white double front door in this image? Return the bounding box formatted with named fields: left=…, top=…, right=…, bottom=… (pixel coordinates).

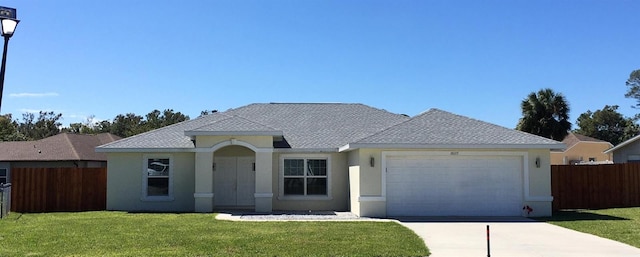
left=214, top=157, right=255, bottom=207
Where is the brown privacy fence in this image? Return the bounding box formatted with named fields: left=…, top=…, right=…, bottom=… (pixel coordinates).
left=11, top=167, right=107, bottom=213
left=552, top=163, right=640, bottom=211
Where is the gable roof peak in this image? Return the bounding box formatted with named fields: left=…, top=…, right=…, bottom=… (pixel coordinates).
left=346, top=107, right=564, bottom=150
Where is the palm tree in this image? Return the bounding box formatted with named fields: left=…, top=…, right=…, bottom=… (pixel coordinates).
left=516, top=88, right=571, bottom=141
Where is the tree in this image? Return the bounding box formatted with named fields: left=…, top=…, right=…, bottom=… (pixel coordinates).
left=17, top=111, right=63, bottom=140
left=61, top=115, right=106, bottom=134
left=200, top=109, right=218, bottom=116
left=516, top=88, right=571, bottom=141
left=143, top=109, right=189, bottom=131
left=106, top=109, right=189, bottom=138
left=110, top=113, right=145, bottom=138
left=0, top=114, right=27, bottom=141
left=574, top=105, right=640, bottom=145
left=625, top=69, right=640, bottom=108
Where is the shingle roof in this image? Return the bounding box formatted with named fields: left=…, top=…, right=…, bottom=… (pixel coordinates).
left=223, top=103, right=410, bottom=149
left=186, top=114, right=283, bottom=136
left=0, top=133, right=121, bottom=161
left=349, top=108, right=563, bottom=148
left=97, top=103, right=409, bottom=150
left=97, top=113, right=232, bottom=149
left=604, top=134, right=640, bottom=154
left=561, top=133, right=612, bottom=150
left=97, top=104, right=564, bottom=151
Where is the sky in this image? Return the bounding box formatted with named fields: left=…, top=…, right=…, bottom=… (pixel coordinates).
left=0, top=0, right=638, bottom=129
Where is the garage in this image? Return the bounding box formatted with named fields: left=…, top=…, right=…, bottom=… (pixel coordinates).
left=385, top=153, right=524, bottom=216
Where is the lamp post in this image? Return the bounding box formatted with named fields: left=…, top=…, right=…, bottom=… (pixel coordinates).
left=0, top=6, right=18, bottom=113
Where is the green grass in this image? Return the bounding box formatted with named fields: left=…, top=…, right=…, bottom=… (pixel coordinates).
left=536, top=207, right=640, bottom=248
left=0, top=212, right=429, bottom=257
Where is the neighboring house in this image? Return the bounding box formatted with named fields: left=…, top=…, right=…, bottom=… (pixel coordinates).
left=550, top=133, right=613, bottom=165
left=96, top=103, right=563, bottom=217
left=0, top=133, right=121, bottom=184
left=604, top=134, right=640, bottom=163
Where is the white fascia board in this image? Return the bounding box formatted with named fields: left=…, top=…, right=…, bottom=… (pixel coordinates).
left=273, top=148, right=338, bottom=153
left=338, top=144, right=353, bottom=152
left=95, top=147, right=194, bottom=153
left=184, top=130, right=283, bottom=136
left=340, top=143, right=566, bottom=151
left=99, top=147, right=338, bottom=153
left=604, top=134, right=640, bottom=154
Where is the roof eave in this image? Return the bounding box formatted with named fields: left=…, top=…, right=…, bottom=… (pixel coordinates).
left=273, top=148, right=338, bottom=153
left=95, top=147, right=195, bottom=153
left=339, top=143, right=566, bottom=152
left=604, top=134, right=640, bottom=154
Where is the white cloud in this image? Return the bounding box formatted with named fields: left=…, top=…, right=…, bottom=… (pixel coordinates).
left=18, top=108, right=53, bottom=113
left=9, top=92, right=59, bottom=98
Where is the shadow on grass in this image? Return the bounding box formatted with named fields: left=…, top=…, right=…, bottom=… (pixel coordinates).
left=535, top=210, right=629, bottom=222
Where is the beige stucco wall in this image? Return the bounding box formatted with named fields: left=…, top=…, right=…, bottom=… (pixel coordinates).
left=524, top=149, right=553, bottom=217
left=349, top=148, right=553, bottom=217
left=347, top=149, right=387, bottom=217
left=347, top=151, right=360, bottom=216
left=271, top=152, right=349, bottom=211
left=195, top=136, right=272, bottom=149
left=106, top=152, right=195, bottom=212
left=551, top=142, right=613, bottom=164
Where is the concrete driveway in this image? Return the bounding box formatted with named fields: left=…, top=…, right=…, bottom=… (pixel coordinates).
left=398, top=217, right=640, bottom=257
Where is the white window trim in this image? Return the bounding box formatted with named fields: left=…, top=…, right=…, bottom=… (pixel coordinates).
left=278, top=154, right=332, bottom=201
left=141, top=154, right=175, bottom=201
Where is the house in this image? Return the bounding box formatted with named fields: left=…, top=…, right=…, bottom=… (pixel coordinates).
left=96, top=103, right=563, bottom=217
left=550, top=133, right=613, bottom=165
left=0, top=133, right=121, bottom=184
left=604, top=134, right=640, bottom=163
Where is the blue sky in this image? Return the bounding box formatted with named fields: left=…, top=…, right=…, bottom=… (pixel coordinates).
left=1, top=0, right=639, bottom=129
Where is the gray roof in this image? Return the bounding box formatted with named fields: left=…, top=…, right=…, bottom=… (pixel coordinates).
left=97, top=103, right=409, bottom=150
left=185, top=114, right=283, bottom=136
left=604, top=134, right=640, bottom=154
left=97, top=104, right=563, bottom=152
left=346, top=108, right=564, bottom=149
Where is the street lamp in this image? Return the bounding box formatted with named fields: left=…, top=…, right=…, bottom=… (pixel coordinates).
left=0, top=6, right=18, bottom=113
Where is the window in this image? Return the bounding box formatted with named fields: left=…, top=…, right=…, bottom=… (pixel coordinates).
left=282, top=156, right=329, bottom=198
left=0, top=168, right=7, bottom=184
left=143, top=156, right=173, bottom=200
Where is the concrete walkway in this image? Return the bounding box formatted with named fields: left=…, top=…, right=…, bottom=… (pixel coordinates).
left=215, top=210, right=385, bottom=221
left=398, top=217, right=640, bottom=257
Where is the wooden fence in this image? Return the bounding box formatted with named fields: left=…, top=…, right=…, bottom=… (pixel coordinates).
left=10, top=167, right=107, bottom=213
left=552, top=163, right=640, bottom=211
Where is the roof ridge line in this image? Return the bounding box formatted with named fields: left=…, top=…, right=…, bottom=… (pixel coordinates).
left=230, top=114, right=282, bottom=131
left=62, top=133, right=82, bottom=160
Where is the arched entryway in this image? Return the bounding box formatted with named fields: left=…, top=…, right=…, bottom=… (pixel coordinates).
left=213, top=145, right=255, bottom=208
left=194, top=138, right=273, bottom=213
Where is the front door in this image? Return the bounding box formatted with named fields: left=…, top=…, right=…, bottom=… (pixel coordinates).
left=214, top=157, right=255, bottom=206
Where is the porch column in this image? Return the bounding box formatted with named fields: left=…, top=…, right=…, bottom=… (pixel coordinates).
left=194, top=151, right=214, bottom=212
left=254, top=150, right=273, bottom=212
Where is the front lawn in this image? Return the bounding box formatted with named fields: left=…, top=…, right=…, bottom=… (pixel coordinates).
left=537, top=207, right=640, bottom=248
left=0, top=212, right=429, bottom=257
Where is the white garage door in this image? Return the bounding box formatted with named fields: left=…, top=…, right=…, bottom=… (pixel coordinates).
left=386, top=154, right=523, bottom=216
